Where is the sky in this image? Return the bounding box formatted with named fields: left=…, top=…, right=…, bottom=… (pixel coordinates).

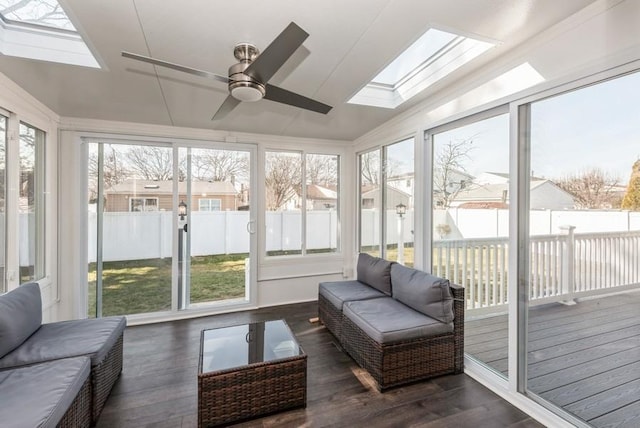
left=433, top=70, right=640, bottom=183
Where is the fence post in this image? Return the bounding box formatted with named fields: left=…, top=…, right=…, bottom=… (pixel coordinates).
left=559, top=225, right=576, bottom=304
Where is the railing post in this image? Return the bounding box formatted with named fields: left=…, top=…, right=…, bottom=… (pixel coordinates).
left=559, top=225, right=576, bottom=304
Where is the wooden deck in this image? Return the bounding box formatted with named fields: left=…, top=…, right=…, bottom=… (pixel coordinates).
left=97, top=301, right=541, bottom=428
left=466, top=290, right=640, bottom=427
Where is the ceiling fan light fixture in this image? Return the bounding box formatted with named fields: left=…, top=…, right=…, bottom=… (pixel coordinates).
left=230, top=83, right=265, bottom=102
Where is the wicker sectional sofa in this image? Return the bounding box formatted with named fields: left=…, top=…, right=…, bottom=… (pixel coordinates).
left=0, top=283, right=126, bottom=427
left=319, top=253, right=464, bottom=391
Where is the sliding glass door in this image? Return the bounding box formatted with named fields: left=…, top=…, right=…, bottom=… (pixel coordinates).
left=429, top=110, right=510, bottom=378
left=88, top=141, right=255, bottom=317
left=524, top=71, right=640, bottom=427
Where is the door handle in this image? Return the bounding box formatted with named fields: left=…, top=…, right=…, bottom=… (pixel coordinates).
left=246, top=220, right=256, bottom=234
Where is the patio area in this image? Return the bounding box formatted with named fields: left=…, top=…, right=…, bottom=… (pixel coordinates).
left=466, top=290, right=640, bottom=427
left=97, top=301, right=541, bottom=428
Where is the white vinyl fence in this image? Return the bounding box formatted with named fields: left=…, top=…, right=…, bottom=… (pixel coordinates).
left=87, top=210, right=338, bottom=262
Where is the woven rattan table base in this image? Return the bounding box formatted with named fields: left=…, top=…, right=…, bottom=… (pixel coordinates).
left=198, top=355, right=306, bottom=427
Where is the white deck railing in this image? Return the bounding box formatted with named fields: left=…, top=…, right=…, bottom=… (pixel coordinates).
left=433, top=230, right=640, bottom=313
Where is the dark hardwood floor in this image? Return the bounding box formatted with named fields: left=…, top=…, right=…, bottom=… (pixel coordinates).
left=466, top=291, right=640, bottom=428
left=97, top=302, right=542, bottom=428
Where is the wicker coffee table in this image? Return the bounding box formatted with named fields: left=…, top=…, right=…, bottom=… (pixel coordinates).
left=197, top=319, right=307, bottom=427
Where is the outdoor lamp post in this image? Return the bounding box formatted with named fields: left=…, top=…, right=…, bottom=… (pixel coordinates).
left=396, top=203, right=406, bottom=265
left=178, top=200, right=188, bottom=309
left=179, top=200, right=187, bottom=221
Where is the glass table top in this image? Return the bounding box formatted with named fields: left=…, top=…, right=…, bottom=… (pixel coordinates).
left=200, top=319, right=304, bottom=374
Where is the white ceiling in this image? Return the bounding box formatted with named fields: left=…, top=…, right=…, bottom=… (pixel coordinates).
left=0, top=0, right=596, bottom=141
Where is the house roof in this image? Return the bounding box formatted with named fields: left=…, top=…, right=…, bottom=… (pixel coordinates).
left=106, top=179, right=237, bottom=195
left=305, top=184, right=337, bottom=201
left=453, top=180, right=561, bottom=202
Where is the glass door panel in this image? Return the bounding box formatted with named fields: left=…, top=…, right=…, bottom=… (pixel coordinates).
left=88, top=143, right=173, bottom=317
left=431, top=112, right=510, bottom=378
left=185, top=147, right=252, bottom=307
left=526, top=71, right=640, bottom=426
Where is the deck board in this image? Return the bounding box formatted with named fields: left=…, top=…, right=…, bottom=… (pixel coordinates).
left=465, top=290, right=640, bottom=427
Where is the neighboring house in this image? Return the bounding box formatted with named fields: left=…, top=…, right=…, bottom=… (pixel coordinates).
left=451, top=176, right=576, bottom=210
left=303, top=184, right=338, bottom=210
left=361, top=185, right=411, bottom=210
left=387, top=173, right=414, bottom=207
left=433, top=168, right=475, bottom=207
left=104, top=179, right=239, bottom=212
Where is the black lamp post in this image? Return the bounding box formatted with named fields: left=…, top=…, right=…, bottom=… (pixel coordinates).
left=396, top=203, right=406, bottom=218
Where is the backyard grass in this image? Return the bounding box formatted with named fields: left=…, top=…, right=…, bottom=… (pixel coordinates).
left=90, top=247, right=507, bottom=317
left=88, top=253, right=247, bottom=317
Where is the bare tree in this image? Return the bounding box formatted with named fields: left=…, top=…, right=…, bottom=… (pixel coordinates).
left=359, top=151, right=399, bottom=186
left=265, top=152, right=301, bottom=211
left=306, top=154, right=338, bottom=186
left=126, top=146, right=173, bottom=181
left=433, top=138, right=474, bottom=208
left=87, top=146, right=129, bottom=202
left=556, top=168, right=621, bottom=209
left=1, top=1, right=73, bottom=30
left=360, top=151, right=380, bottom=186
left=191, top=150, right=248, bottom=183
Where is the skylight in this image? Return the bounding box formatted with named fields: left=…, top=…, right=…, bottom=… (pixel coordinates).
left=349, top=28, right=496, bottom=109
left=0, top=0, right=100, bottom=68
left=0, top=0, right=76, bottom=31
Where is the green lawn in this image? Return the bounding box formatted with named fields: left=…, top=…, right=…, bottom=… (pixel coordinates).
left=88, top=254, right=247, bottom=317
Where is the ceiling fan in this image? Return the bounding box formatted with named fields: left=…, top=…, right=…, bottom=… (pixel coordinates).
left=122, top=22, right=332, bottom=120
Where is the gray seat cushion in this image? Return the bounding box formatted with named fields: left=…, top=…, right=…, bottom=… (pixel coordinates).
left=0, top=356, right=90, bottom=428
left=0, top=316, right=126, bottom=369
left=391, top=264, right=454, bottom=323
left=319, top=280, right=386, bottom=310
left=343, top=297, right=453, bottom=344
left=357, top=253, right=394, bottom=295
left=0, top=282, right=42, bottom=358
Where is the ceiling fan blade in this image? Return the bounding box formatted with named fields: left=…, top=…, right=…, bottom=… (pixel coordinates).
left=264, top=84, right=332, bottom=114
left=244, top=22, right=308, bottom=83
left=122, top=51, right=229, bottom=84
left=211, top=95, right=241, bottom=120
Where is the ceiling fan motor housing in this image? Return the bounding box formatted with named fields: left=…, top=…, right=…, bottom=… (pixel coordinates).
left=228, top=43, right=266, bottom=102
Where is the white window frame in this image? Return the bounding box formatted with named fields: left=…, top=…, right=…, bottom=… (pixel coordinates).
left=129, top=197, right=158, bottom=212
left=198, top=198, right=221, bottom=212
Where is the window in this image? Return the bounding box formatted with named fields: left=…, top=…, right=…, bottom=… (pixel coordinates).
left=358, top=138, right=415, bottom=264
left=19, top=122, right=45, bottom=283
left=349, top=28, right=495, bottom=109
left=0, top=0, right=99, bottom=68
left=0, top=114, right=5, bottom=293
left=265, top=151, right=340, bottom=256
left=306, top=154, right=339, bottom=254
left=359, top=149, right=381, bottom=256
left=129, top=197, right=158, bottom=212
left=199, top=199, right=221, bottom=212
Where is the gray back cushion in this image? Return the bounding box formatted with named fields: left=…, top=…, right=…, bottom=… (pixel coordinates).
left=0, top=283, right=42, bottom=358
left=391, top=264, right=454, bottom=323
left=356, top=253, right=394, bottom=295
